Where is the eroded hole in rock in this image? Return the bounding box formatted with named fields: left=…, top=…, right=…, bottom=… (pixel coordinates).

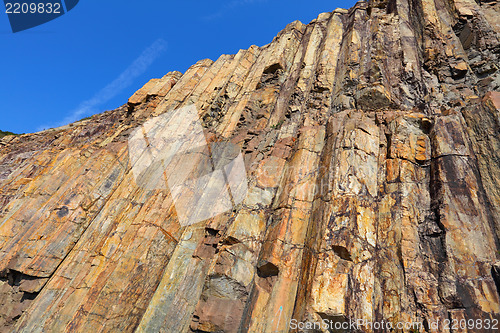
left=257, top=62, right=284, bottom=89
left=421, top=117, right=433, bottom=134
left=332, top=245, right=353, bottom=261
left=263, top=63, right=283, bottom=75
left=257, top=262, right=279, bottom=278
left=256, top=262, right=279, bottom=293
left=206, top=228, right=218, bottom=237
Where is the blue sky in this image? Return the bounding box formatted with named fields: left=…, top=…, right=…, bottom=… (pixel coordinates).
left=1, top=0, right=355, bottom=134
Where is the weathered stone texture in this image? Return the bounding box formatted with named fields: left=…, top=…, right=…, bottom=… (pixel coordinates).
left=0, top=0, right=499, bottom=332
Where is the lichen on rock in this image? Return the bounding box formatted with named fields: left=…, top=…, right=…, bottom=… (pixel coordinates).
left=1, top=0, right=500, bottom=332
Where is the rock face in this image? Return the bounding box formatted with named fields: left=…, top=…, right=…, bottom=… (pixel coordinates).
left=1, top=0, right=500, bottom=331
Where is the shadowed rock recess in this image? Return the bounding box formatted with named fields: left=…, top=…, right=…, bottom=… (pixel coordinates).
left=1, top=0, right=500, bottom=331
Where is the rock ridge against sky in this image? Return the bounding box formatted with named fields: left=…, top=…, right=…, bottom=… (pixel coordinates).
left=0, top=0, right=500, bottom=331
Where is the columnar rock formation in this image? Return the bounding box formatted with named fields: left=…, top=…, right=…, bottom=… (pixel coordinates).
left=0, top=0, right=499, bottom=331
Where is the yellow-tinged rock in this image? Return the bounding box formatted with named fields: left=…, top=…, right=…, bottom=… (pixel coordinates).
left=1, top=2, right=500, bottom=332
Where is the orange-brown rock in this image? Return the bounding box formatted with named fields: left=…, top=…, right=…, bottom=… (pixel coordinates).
left=1, top=0, right=500, bottom=332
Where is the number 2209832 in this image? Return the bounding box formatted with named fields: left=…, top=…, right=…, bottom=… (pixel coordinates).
left=5, top=2, right=61, bottom=14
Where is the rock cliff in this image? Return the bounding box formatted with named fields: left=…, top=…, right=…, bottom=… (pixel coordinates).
left=1, top=0, right=500, bottom=331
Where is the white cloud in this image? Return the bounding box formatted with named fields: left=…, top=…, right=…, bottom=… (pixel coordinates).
left=37, top=38, right=167, bottom=131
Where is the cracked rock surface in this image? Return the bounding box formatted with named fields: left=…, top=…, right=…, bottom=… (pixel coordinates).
left=0, top=0, right=500, bottom=331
